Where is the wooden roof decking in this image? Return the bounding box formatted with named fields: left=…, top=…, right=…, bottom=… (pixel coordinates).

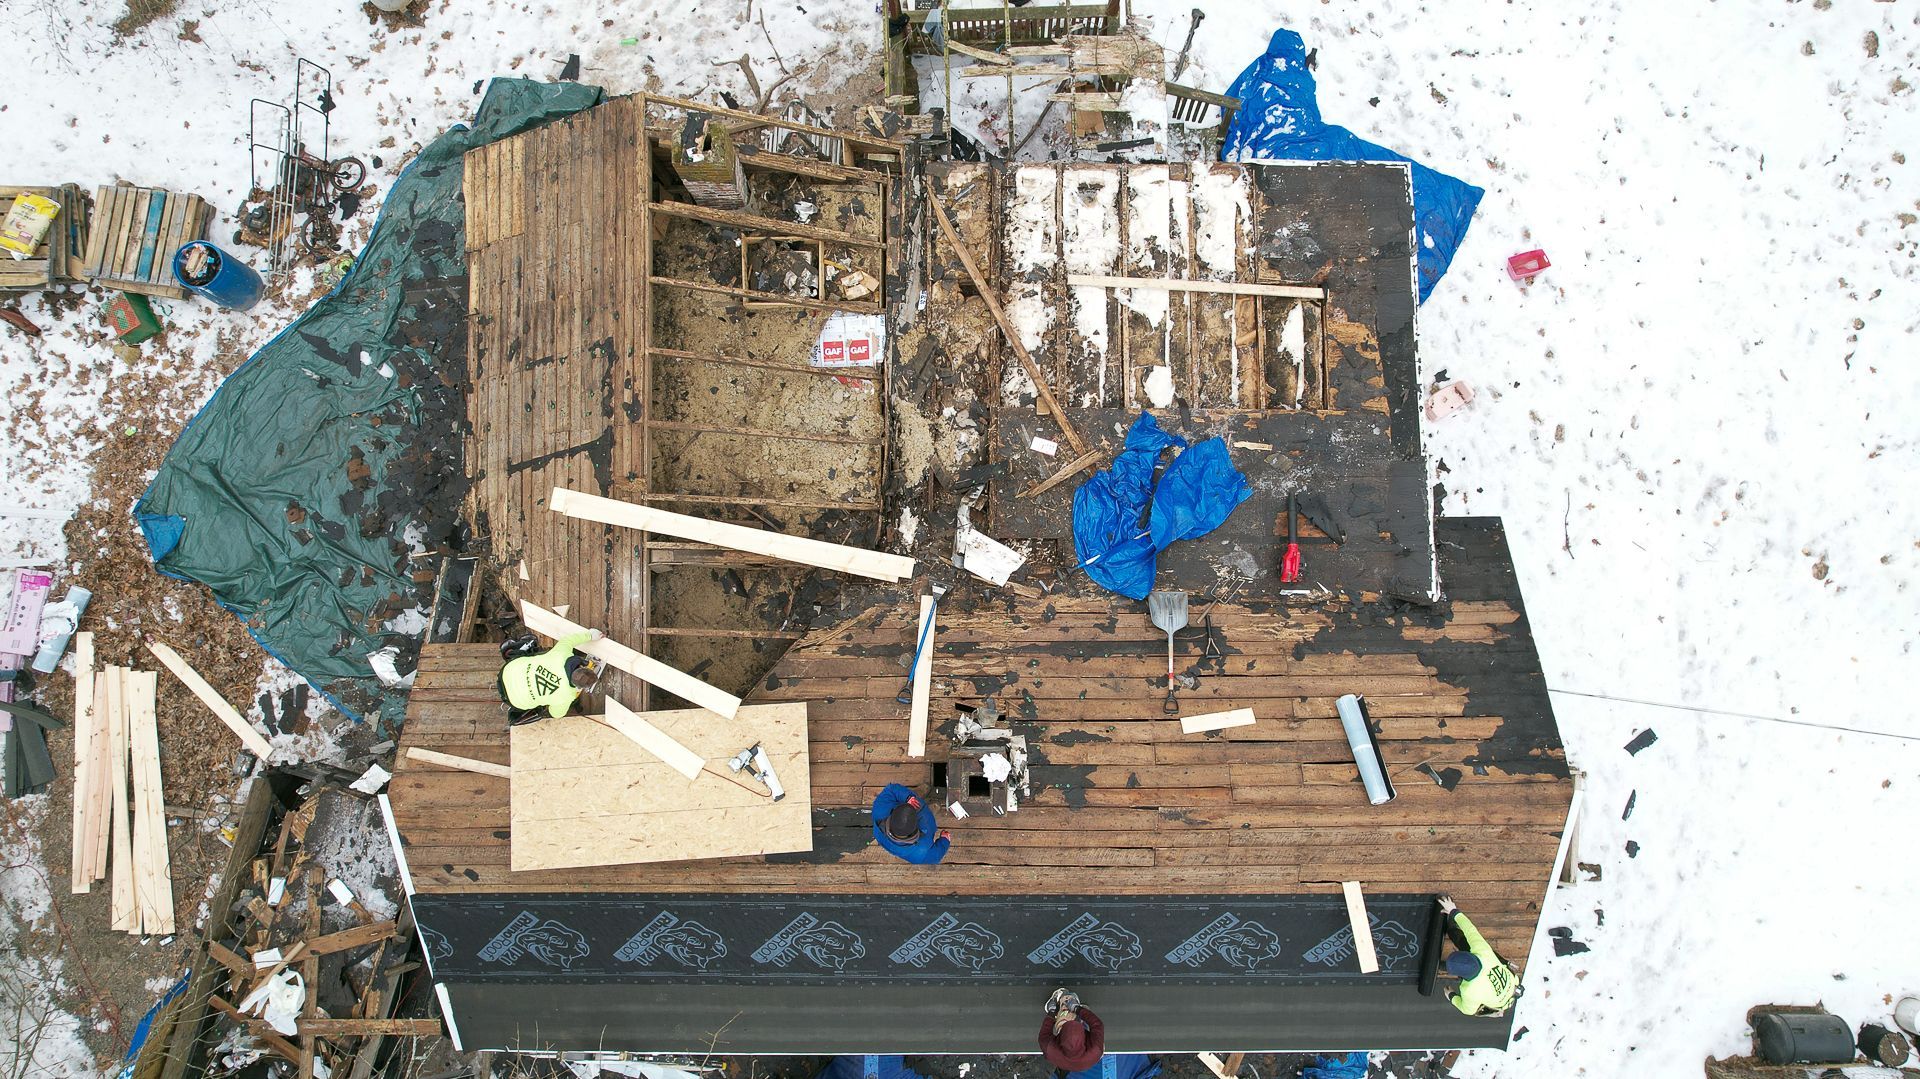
left=462, top=94, right=899, bottom=692
left=462, top=94, right=651, bottom=679
left=389, top=518, right=1570, bottom=973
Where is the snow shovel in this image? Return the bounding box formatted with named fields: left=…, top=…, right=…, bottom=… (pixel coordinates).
left=1147, top=590, right=1188, bottom=715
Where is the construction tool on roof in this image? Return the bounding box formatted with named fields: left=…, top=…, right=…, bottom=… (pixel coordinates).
left=1148, top=589, right=1188, bottom=715
left=727, top=742, right=786, bottom=801
left=896, top=581, right=948, bottom=704
left=1281, top=492, right=1303, bottom=584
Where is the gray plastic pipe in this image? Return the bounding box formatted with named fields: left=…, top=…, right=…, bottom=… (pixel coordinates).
left=1336, top=693, right=1396, bottom=805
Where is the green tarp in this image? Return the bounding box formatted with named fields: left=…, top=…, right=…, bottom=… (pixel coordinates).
left=136, top=78, right=603, bottom=726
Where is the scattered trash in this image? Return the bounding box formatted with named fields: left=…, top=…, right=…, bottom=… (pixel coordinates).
left=0, top=569, right=53, bottom=654
left=347, top=762, right=391, bottom=794
left=1424, top=379, right=1475, bottom=422
left=812, top=311, right=885, bottom=367
left=173, top=240, right=265, bottom=310
left=1507, top=248, right=1551, bottom=283
left=1623, top=728, right=1658, bottom=755
left=1030, top=436, right=1058, bottom=456
left=104, top=292, right=162, bottom=344
left=30, top=585, right=90, bottom=673
left=1547, top=927, right=1591, bottom=957
left=954, top=525, right=1025, bottom=586
left=0, top=191, right=61, bottom=257
left=0, top=307, right=41, bottom=336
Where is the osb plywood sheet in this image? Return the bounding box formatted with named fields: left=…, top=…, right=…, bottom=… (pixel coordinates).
left=510, top=702, right=811, bottom=870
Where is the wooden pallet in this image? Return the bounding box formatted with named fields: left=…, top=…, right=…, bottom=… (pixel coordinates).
left=80, top=184, right=212, bottom=300
left=0, top=184, right=86, bottom=291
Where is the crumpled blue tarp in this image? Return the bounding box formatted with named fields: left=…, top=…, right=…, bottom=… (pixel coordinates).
left=1301, top=1052, right=1369, bottom=1079
left=1223, top=28, right=1484, bottom=303
left=1066, top=1054, right=1163, bottom=1079
left=1072, top=414, right=1252, bottom=600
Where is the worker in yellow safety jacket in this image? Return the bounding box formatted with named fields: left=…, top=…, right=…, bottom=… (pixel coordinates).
left=1438, top=894, right=1520, bottom=1016
left=498, top=629, right=603, bottom=723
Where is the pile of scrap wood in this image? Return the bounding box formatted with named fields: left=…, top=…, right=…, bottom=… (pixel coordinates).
left=200, top=785, right=437, bottom=1079
left=66, top=634, right=176, bottom=934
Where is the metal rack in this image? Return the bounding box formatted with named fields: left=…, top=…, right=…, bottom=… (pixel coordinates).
left=245, top=58, right=363, bottom=277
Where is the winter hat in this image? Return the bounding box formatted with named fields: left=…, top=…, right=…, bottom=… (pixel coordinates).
left=1446, top=952, right=1482, bottom=979
left=885, top=803, right=922, bottom=842
left=1057, top=1017, right=1087, bottom=1054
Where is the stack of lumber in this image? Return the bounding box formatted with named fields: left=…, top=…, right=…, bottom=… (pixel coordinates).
left=80, top=184, right=212, bottom=300
left=66, top=634, right=175, bottom=935
left=0, top=184, right=86, bottom=290
left=206, top=789, right=438, bottom=1079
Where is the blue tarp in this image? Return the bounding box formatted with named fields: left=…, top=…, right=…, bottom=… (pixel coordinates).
left=818, top=1057, right=930, bottom=1079
left=1067, top=1054, right=1163, bottom=1079
left=1223, top=28, right=1484, bottom=302
left=1072, top=414, right=1252, bottom=600
left=1301, top=1052, right=1369, bottom=1079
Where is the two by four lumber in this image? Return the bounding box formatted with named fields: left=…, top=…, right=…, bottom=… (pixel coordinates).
left=1066, top=273, right=1327, bottom=300
left=519, top=599, right=743, bottom=720
left=550, top=487, right=915, bottom=583
left=404, top=747, right=509, bottom=779
left=906, top=595, right=934, bottom=759
left=599, top=698, right=707, bottom=781
left=68, top=633, right=94, bottom=893
left=145, top=640, right=276, bottom=758
left=1179, top=708, right=1257, bottom=734
left=127, top=669, right=173, bottom=935
left=1342, top=880, right=1380, bottom=974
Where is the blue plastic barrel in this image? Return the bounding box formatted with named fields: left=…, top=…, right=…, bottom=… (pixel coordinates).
left=173, top=241, right=264, bottom=310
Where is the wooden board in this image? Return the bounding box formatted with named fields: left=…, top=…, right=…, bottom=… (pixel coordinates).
left=508, top=702, right=811, bottom=870
left=1066, top=274, right=1325, bottom=300
left=106, top=668, right=135, bottom=931
left=405, top=747, right=510, bottom=779
left=906, top=596, right=934, bottom=758
left=146, top=640, right=277, bottom=759
left=126, top=669, right=173, bottom=935
left=600, top=697, right=706, bottom=780
left=550, top=488, right=914, bottom=582
left=1180, top=708, right=1257, bottom=734
left=518, top=599, right=741, bottom=719
left=1343, top=880, right=1378, bottom=974
left=68, top=632, right=94, bottom=892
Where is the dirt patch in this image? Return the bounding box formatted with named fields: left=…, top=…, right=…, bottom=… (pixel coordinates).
left=110, top=0, right=176, bottom=37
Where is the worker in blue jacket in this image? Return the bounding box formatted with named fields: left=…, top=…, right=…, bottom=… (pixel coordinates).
left=871, top=783, right=951, bottom=865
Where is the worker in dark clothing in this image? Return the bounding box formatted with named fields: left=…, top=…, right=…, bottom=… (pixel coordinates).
left=1438, top=894, right=1520, bottom=1016
left=870, top=783, right=951, bottom=865
left=1039, top=988, right=1104, bottom=1075
left=498, top=629, right=603, bottom=724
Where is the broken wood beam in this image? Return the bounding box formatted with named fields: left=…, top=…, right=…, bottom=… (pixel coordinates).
left=1343, top=881, right=1380, bottom=973
left=403, top=747, right=509, bottom=780
left=642, top=93, right=908, bottom=153
left=298, top=1018, right=443, bottom=1037
left=305, top=919, right=400, bottom=956
left=1020, top=448, right=1104, bottom=499
left=649, top=274, right=883, bottom=316
left=648, top=199, right=885, bottom=249
left=945, top=39, right=1013, bottom=65
left=519, top=599, right=744, bottom=720
left=643, top=417, right=883, bottom=446
left=145, top=640, right=276, bottom=759
left=209, top=996, right=302, bottom=1063
left=1067, top=274, right=1327, bottom=300
left=927, top=192, right=1090, bottom=460
left=551, top=487, right=915, bottom=582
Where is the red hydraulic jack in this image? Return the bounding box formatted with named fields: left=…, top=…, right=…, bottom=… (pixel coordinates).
left=1281, top=493, right=1303, bottom=584
left=1507, top=249, right=1550, bottom=284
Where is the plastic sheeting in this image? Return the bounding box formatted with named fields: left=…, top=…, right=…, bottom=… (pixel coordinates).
left=1072, top=414, right=1252, bottom=600
left=1223, top=28, right=1484, bottom=302
left=133, top=78, right=604, bottom=726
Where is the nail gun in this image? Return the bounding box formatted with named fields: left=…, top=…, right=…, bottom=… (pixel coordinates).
left=727, top=742, right=786, bottom=801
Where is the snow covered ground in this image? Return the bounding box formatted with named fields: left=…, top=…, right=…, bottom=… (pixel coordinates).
left=5, top=1, right=1918, bottom=1076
